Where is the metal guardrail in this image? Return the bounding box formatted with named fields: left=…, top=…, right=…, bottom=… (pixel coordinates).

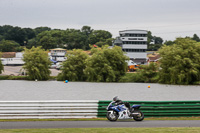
left=98, top=101, right=200, bottom=118
left=0, top=100, right=98, bottom=119
left=1, top=100, right=200, bottom=119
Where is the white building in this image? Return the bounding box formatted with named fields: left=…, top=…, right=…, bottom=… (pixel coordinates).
left=50, top=48, right=67, bottom=62
left=114, top=30, right=148, bottom=64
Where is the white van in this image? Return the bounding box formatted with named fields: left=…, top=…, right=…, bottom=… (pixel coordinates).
left=0, top=58, right=7, bottom=65
left=0, top=58, right=24, bottom=66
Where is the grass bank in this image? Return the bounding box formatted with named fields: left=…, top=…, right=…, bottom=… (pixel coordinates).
left=0, top=75, right=28, bottom=80
left=1, top=127, right=200, bottom=133
left=119, top=72, right=159, bottom=83
left=1, top=117, right=200, bottom=122
left=0, top=75, right=57, bottom=80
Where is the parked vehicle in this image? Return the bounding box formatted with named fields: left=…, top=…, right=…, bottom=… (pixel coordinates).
left=127, top=60, right=139, bottom=72
left=0, top=58, right=24, bottom=66
left=128, top=64, right=139, bottom=72
left=56, top=62, right=61, bottom=70
left=106, top=97, right=144, bottom=121
left=50, top=63, right=57, bottom=69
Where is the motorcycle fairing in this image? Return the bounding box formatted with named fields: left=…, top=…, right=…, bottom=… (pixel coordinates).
left=109, top=104, right=126, bottom=112
left=132, top=105, right=141, bottom=109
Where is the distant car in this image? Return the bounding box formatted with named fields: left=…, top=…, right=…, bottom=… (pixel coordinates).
left=56, top=63, right=62, bottom=70
left=50, top=63, right=57, bottom=69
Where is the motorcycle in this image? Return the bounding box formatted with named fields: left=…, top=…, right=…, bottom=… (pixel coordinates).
left=106, top=101, right=144, bottom=121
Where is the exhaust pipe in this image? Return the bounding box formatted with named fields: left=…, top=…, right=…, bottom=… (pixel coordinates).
left=131, top=113, right=140, bottom=115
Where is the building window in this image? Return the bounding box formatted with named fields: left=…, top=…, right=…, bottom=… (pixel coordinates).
left=122, top=49, right=146, bottom=52
left=123, top=34, right=147, bottom=37
left=122, top=41, right=146, bottom=45
left=128, top=38, right=137, bottom=40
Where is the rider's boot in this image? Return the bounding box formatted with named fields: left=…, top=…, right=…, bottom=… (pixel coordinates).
left=128, top=108, right=132, bottom=116
left=129, top=108, right=133, bottom=116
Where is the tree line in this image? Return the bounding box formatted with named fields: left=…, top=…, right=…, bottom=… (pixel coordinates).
left=0, top=25, right=112, bottom=52
left=147, top=33, right=200, bottom=51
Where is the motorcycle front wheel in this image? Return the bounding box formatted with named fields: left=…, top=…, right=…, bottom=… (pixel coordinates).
left=132, top=110, right=144, bottom=121
left=106, top=111, right=118, bottom=121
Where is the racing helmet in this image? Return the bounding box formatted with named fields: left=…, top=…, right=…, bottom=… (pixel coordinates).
left=113, top=96, right=119, bottom=101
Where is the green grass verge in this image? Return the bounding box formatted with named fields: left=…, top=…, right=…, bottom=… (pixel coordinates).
left=1, top=117, right=200, bottom=122
left=0, top=75, right=28, bottom=80
left=1, top=127, right=200, bottom=133
left=119, top=72, right=159, bottom=83
left=119, top=73, right=144, bottom=82
left=0, top=75, right=10, bottom=80
left=0, top=75, right=57, bottom=80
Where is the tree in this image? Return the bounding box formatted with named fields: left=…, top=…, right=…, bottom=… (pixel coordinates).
left=88, top=30, right=112, bottom=45
left=4, top=26, right=26, bottom=45
left=0, top=26, right=5, bottom=41
left=147, top=31, right=153, bottom=45
left=84, top=46, right=129, bottom=82
left=95, top=38, right=114, bottom=47
left=23, top=28, right=36, bottom=40
left=57, top=49, right=89, bottom=81
left=137, top=62, right=159, bottom=83
left=158, top=38, right=200, bottom=84
left=154, top=36, right=163, bottom=44
left=147, top=31, right=163, bottom=45
left=164, top=40, right=174, bottom=46
left=0, top=25, right=14, bottom=41
left=36, top=30, right=65, bottom=50
left=147, top=31, right=163, bottom=51
left=192, top=34, right=200, bottom=42
left=23, top=46, right=51, bottom=80
left=63, top=29, right=89, bottom=50
left=0, top=52, right=3, bottom=74
left=34, top=26, right=51, bottom=35
left=147, top=44, right=162, bottom=51
left=0, top=40, right=22, bottom=52
left=81, top=26, right=93, bottom=36
left=26, top=38, right=37, bottom=49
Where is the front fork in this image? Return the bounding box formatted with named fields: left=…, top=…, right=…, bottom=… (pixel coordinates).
left=107, top=110, right=117, bottom=119
left=107, top=110, right=114, bottom=115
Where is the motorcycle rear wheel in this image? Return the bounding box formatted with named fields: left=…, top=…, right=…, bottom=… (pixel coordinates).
left=106, top=111, right=118, bottom=121
left=132, top=110, right=144, bottom=121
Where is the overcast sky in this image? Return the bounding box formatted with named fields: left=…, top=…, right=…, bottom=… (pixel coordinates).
left=1, top=0, right=200, bottom=41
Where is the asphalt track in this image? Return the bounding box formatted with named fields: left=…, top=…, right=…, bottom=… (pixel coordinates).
left=0, top=120, right=200, bottom=129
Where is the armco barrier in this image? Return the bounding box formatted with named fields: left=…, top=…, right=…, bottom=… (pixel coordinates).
left=0, top=100, right=98, bottom=119
left=98, top=101, right=200, bottom=118
left=1, top=100, right=200, bottom=119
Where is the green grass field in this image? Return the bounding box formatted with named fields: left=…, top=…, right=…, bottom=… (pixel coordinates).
left=1, top=127, right=200, bottom=133
left=1, top=117, right=200, bottom=122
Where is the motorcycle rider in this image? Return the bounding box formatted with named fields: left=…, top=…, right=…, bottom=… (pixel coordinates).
left=113, top=96, right=131, bottom=112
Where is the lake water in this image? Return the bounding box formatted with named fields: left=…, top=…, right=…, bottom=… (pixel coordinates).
left=0, top=80, right=200, bottom=101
